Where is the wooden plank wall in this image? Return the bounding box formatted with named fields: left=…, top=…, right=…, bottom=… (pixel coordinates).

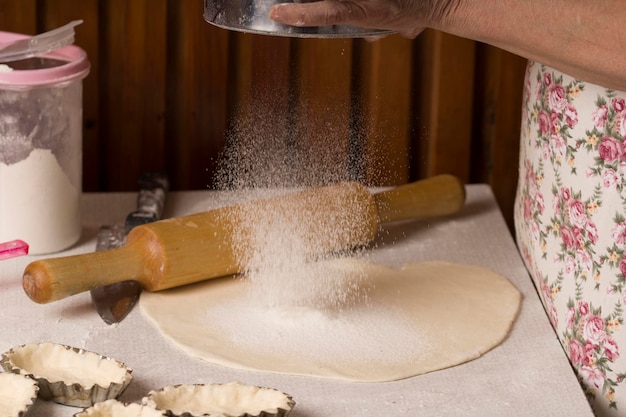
left=0, top=0, right=527, bottom=230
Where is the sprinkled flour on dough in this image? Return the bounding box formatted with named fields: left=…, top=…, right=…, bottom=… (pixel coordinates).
left=0, top=83, right=83, bottom=254
left=204, top=287, right=430, bottom=368
left=140, top=260, right=521, bottom=381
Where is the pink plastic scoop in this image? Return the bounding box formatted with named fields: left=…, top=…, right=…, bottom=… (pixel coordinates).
left=0, top=240, right=29, bottom=260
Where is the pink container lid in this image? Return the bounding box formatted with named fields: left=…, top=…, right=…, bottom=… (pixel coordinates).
left=0, top=31, right=90, bottom=88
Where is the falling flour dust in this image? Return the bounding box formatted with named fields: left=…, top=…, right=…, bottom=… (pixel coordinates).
left=212, top=83, right=382, bottom=310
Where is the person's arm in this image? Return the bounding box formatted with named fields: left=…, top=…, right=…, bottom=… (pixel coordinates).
left=270, top=0, right=626, bottom=90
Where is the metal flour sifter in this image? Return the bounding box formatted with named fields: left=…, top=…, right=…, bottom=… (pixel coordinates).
left=203, top=0, right=392, bottom=38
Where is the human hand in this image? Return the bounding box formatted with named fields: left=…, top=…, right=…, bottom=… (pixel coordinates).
left=268, top=0, right=461, bottom=39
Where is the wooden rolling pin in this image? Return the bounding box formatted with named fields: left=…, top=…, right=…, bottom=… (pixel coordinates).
left=23, top=174, right=465, bottom=304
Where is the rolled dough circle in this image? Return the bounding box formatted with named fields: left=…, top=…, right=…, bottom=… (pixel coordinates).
left=139, top=260, right=521, bottom=382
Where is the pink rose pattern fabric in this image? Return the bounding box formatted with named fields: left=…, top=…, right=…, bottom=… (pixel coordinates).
left=515, top=61, right=626, bottom=416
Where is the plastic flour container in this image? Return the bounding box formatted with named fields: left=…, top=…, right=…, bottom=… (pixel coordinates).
left=0, top=31, right=90, bottom=254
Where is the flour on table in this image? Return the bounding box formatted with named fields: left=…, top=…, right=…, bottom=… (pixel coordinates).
left=140, top=259, right=521, bottom=382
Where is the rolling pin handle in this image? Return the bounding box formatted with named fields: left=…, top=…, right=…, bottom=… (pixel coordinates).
left=373, top=175, right=466, bottom=223
left=22, top=246, right=145, bottom=304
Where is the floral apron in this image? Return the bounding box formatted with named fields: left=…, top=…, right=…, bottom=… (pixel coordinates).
left=515, top=61, right=626, bottom=416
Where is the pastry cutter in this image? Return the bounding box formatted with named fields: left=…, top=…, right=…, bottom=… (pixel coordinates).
left=90, top=172, right=169, bottom=324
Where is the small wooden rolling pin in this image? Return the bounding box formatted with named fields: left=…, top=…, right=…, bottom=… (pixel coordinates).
left=23, top=174, right=465, bottom=304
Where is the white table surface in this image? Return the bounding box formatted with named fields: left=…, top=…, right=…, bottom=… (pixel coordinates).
left=0, top=185, right=594, bottom=416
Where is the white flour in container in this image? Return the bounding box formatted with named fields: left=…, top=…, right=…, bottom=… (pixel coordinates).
left=0, top=82, right=83, bottom=254
left=205, top=289, right=429, bottom=372
left=0, top=148, right=80, bottom=254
